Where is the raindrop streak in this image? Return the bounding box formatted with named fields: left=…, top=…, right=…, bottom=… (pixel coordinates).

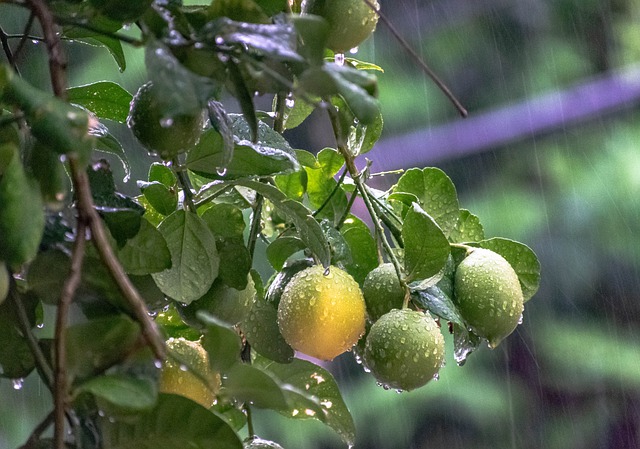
left=334, top=52, right=345, bottom=66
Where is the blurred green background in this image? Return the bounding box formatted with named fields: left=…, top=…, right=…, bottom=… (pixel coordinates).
left=3, top=0, right=640, bottom=448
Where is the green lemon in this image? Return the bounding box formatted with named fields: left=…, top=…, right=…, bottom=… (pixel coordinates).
left=159, top=337, right=220, bottom=408
left=179, top=276, right=256, bottom=326
left=363, top=308, right=445, bottom=391
left=362, top=263, right=405, bottom=321
left=127, top=82, right=204, bottom=160
left=277, top=265, right=366, bottom=361
left=453, top=248, right=524, bottom=348
left=302, top=0, right=379, bottom=53
left=243, top=437, right=285, bottom=449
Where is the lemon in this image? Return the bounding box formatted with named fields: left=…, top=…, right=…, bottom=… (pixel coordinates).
left=277, top=265, right=366, bottom=360
left=159, top=337, right=220, bottom=408
left=362, top=263, right=405, bottom=321
left=127, top=82, right=204, bottom=160
left=453, top=248, right=524, bottom=348
left=302, top=0, right=379, bottom=53
left=364, top=308, right=444, bottom=391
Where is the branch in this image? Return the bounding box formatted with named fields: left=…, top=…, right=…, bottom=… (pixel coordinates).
left=362, top=0, right=467, bottom=117
left=54, top=220, right=86, bottom=449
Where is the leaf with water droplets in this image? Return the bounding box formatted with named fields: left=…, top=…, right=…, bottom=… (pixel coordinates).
left=393, top=167, right=460, bottom=237
left=74, top=374, right=157, bottom=414
left=67, top=81, right=133, bottom=123
left=255, top=356, right=356, bottom=447
left=470, top=238, right=540, bottom=302
left=267, top=236, right=306, bottom=271
left=340, top=214, right=378, bottom=285
left=450, top=209, right=485, bottom=243
left=452, top=323, right=482, bottom=366
left=99, top=394, right=242, bottom=449
left=411, top=285, right=465, bottom=327
left=151, top=210, right=219, bottom=304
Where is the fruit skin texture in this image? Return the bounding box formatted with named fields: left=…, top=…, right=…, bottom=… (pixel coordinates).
left=159, top=337, right=221, bottom=408
left=127, top=82, right=204, bottom=160
left=364, top=308, right=444, bottom=391
left=277, top=265, right=366, bottom=361
left=243, top=437, right=285, bottom=449
left=453, top=248, right=524, bottom=348
left=302, top=0, right=379, bottom=53
left=362, top=263, right=405, bottom=321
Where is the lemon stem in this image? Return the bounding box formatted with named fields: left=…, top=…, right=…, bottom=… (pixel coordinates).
left=326, top=104, right=407, bottom=305
left=173, top=158, right=197, bottom=213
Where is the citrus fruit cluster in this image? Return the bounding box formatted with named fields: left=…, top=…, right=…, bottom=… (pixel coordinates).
left=275, top=245, right=526, bottom=391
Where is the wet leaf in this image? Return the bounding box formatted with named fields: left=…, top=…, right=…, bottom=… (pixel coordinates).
left=67, top=81, right=132, bottom=123
left=450, top=209, right=485, bottom=243
left=402, top=203, right=450, bottom=283
left=74, top=374, right=157, bottom=413
left=393, top=167, right=460, bottom=237
left=99, top=394, right=242, bottom=449
left=198, top=312, right=242, bottom=373
left=151, top=210, right=219, bottom=304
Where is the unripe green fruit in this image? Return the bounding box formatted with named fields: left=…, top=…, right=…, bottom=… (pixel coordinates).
left=243, top=437, right=285, bottom=449
left=302, top=0, right=379, bottom=53
left=277, top=265, right=366, bottom=361
left=364, top=308, right=445, bottom=391
left=159, top=337, right=221, bottom=408
left=362, top=263, right=404, bottom=321
left=127, top=82, right=204, bottom=160
left=453, top=248, right=524, bottom=348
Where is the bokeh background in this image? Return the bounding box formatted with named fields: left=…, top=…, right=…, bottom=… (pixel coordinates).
left=3, top=0, right=640, bottom=448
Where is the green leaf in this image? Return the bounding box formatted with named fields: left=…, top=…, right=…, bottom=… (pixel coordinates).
left=450, top=209, right=485, bottom=243
left=138, top=181, right=178, bottom=216
left=63, top=22, right=127, bottom=71
left=118, top=218, right=171, bottom=275
left=257, top=357, right=356, bottom=446
left=215, top=240, right=252, bottom=291
left=339, top=215, right=378, bottom=285
left=241, top=297, right=294, bottom=363
left=74, top=374, right=157, bottom=413
left=410, top=285, right=465, bottom=327
left=452, top=323, right=482, bottom=366
left=264, top=259, right=313, bottom=307
left=393, top=167, right=460, bottom=237
left=201, top=204, right=246, bottom=240
left=0, top=293, right=37, bottom=378
left=222, top=363, right=288, bottom=410
left=66, top=315, right=141, bottom=380
left=402, top=203, right=450, bottom=283
left=470, top=238, right=541, bottom=302
left=0, top=145, right=44, bottom=268
left=234, top=180, right=331, bottom=267
left=95, top=133, right=131, bottom=183
left=266, top=236, right=306, bottom=271
left=279, top=95, right=318, bottom=130
left=274, top=170, right=307, bottom=201
left=100, top=394, right=243, bottom=449
left=198, top=312, right=242, bottom=373
left=186, top=128, right=298, bottom=179
left=26, top=249, right=70, bottom=305
left=290, top=15, right=329, bottom=66
left=207, top=101, right=234, bottom=171
left=67, top=81, right=133, bottom=123
left=305, top=151, right=348, bottom=224
left=151, top=210, right=220, bottom=304
left=148, top=163, right=176, bottom=187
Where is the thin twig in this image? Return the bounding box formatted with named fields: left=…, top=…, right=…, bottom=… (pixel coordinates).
left=173, top=159, right=197, bottom=213
left=247, top=194, right=264, bottom=260
left=312, top=169, right=348, bottom=219
left=10, top=285, right=54, bottom=389
left=14, top=13, right=35, bottom=62
left=0, top=25, right=19, bottom=74
left=362, top=0, right=468, bottom=117
left=19, top=410, right=55, bottom=449
left=69, top=157, right=166, bottom=360
left=54, top=220, right=86, bottom=449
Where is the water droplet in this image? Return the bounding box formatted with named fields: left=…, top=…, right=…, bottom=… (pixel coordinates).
left=12, top=378, right=24, bottom=390
left=216, top=167, right=227, bottom=176
left=36, top=323, right=44, bottom=329
left=160, top=117, right=174, bottom=128
left=285, top=93, right=295, bottom=108
left=334, top=52, right=345, bottom=66
left=349, top=46, right=359, bottom=54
